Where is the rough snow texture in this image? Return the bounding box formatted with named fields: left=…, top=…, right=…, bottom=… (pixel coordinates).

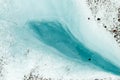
left=87, top=0, right=120, bottom=46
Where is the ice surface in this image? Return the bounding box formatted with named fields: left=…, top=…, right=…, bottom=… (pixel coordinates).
left=0, top=0, right=120, bottom=80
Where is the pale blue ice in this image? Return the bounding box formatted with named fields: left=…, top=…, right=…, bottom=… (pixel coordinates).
left=1, top=0, right=120, bottom=76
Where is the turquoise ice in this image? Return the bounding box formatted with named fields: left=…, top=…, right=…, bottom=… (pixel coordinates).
left=28, top=20, right=120, bottom=75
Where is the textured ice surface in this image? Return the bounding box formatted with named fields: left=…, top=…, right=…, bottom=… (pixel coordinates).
left=87, top=0, right=120, bottom=46
left=0, top=0, right=120, bottom=80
